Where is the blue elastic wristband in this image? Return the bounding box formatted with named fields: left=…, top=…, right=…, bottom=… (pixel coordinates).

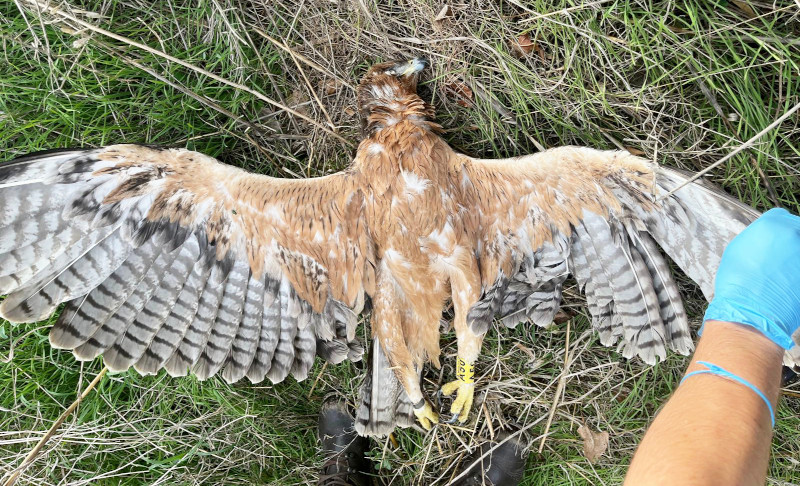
left=680, top=361, right=775, bottom=427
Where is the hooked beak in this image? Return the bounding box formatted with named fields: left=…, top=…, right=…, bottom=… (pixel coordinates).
left=394, top=57, right=428, bottom=77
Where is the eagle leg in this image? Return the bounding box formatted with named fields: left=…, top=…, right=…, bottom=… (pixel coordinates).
left=442, top=266, right=483, bottom=424
left=373, top=270, right=439, bottom=430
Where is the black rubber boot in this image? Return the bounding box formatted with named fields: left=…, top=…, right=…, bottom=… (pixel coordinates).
left=782, top=366, right=799, bottom=387
left=452, top=433, right=527, bottom=486
left=318, top=398, right=373, bottom=486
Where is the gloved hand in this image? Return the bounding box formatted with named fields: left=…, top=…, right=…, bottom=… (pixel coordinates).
left=703, top=208, right=800, bottom=350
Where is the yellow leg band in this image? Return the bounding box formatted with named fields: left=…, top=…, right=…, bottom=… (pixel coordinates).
left=456, top=356, right=474, bottom=384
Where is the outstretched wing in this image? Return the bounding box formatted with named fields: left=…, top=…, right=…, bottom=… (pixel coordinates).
left=463, top=146, right=762, bottom=364
left=0, top=145, right=374, bottom=384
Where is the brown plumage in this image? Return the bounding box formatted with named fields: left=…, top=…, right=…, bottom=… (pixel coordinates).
left=2, top=58, right=797, bottom=436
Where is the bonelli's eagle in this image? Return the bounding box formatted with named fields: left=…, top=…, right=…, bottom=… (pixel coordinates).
left=2, top=59, right=797, bottom=435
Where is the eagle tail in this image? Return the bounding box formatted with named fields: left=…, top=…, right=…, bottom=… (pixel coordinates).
left=354, top=338, right=416, bottom=436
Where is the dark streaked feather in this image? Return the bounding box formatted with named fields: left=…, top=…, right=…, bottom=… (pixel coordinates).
left=104, top=235, right=201, bottom=371
left=221, top=274, right=265, bottom=384
left=355, top=339, right=416, bottom=437
left=246, top=277, right=281, bottom=383
left=290, top=319, right=317, bottom=381
left=75, top=239, right=180, bottom=366
left=50, top=239, right=162, bottom=350
left=266, top=277, right=300, bottom=384
left=135, top=248, right=214, bottom=375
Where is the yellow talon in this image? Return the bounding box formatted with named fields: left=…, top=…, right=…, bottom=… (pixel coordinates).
left=413, top=400, right=439, bottom=430
left=442, top=356, right=476, bottom=423
left=441, top=379, right=475, bottom=423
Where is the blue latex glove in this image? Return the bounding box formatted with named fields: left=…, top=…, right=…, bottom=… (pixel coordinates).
left=703, top=208, right=800, bottom=350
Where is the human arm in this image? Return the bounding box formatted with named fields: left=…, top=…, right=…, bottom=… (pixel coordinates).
left=624, top=320, right=782, bottom=486
left=624, top=208, right=800, bottom=486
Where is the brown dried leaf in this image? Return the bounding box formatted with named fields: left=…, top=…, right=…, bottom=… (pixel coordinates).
left=444, top=80, right=473, bottom=108
left=321, top=79, right=340, bottom=96
left=513, top=342, right=536, bottom=361
left=553, top=310, right=572, bottom=324
left=534, top=43, right=549, bottom=62
left=516, top=33, right=534, bottom=55
left=731, top=0, right=757, bottom=19
left=434, top=4, right=451, bottom=22
left=578, top=424, right=609, bottom=464
left=666, top=24, right=692, bottom=34
left=624, top=146, right=646, bottom=157
left=512, top=33, right=548, bottom=62
left=287, top=89, right=310, bottom=117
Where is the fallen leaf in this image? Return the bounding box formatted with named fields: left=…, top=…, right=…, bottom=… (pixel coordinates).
left=287, top=89, right=311, bottom=117
left=433, top=4, right=452, bottom=30
left=578, top=424, right=609, bottom=464
left=553, top=310, right=572, bottom=324
left=666, top=24, right=692, bottom=34
left=533, top=43, right=548, bottom=62
left=513, top=342, right=536, bottom=361
left=321, top=79, right=340, bottom=96
left=444, top=80, right=473, bottom=108
left=434, top=4, right=451, bottom=22
left=731, top=0, right=757, bottom=19
left=516, top=33, right=534, bottom=55
left=511, top=33, right=548, bottom=62
left=72, top=37, right=90, bottom=49
left=624, top=146, right=646, bottom=157
left=607, top=36, right=627, bottom=46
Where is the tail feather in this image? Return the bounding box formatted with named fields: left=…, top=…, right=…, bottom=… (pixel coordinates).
left=354, top=339, right=416, bottom=437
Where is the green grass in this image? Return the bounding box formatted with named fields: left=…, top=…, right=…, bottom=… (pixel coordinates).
left=1, top=0, right=800, bottom=484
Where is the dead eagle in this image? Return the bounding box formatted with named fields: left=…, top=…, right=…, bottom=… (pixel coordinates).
left=2, top=58, right=797, bottom=436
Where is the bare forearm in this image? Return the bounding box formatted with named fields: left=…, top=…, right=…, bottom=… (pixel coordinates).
left=624, top=321, right=783, bottom=486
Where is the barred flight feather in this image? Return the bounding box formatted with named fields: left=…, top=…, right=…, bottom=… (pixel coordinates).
left=108, top=235, right=201, bottom=371
left=192, top=259, right=249, bottom=380
left=246, top=278, right=282, bottom=383
left=267, top=277, right=300, bottom=384
left=221, top=274, right=265, bottom=384
left=81, top=238, right=180, bottom=368
left=135, top=251, right=214, bottom=375
left=355, top=339, right=416, bottom=436
left=164, top=264, right=226, bottom=377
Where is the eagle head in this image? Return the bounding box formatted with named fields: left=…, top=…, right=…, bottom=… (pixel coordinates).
left=357, top=58, right=436, bottom=135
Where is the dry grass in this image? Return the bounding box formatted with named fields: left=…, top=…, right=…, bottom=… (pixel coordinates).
left=1, top=0, right=799, bottom=484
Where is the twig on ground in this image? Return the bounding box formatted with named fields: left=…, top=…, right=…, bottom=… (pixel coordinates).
left=3, top=367, right=108, bottom=486
left=659, top=100, right=800, bottom=201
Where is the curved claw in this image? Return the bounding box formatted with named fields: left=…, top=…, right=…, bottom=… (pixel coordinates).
left=413, top=400, right=439, bottom=431
left=435, top=388, right=445, bottom=411
left=446, top=413, right=461, bottom=424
